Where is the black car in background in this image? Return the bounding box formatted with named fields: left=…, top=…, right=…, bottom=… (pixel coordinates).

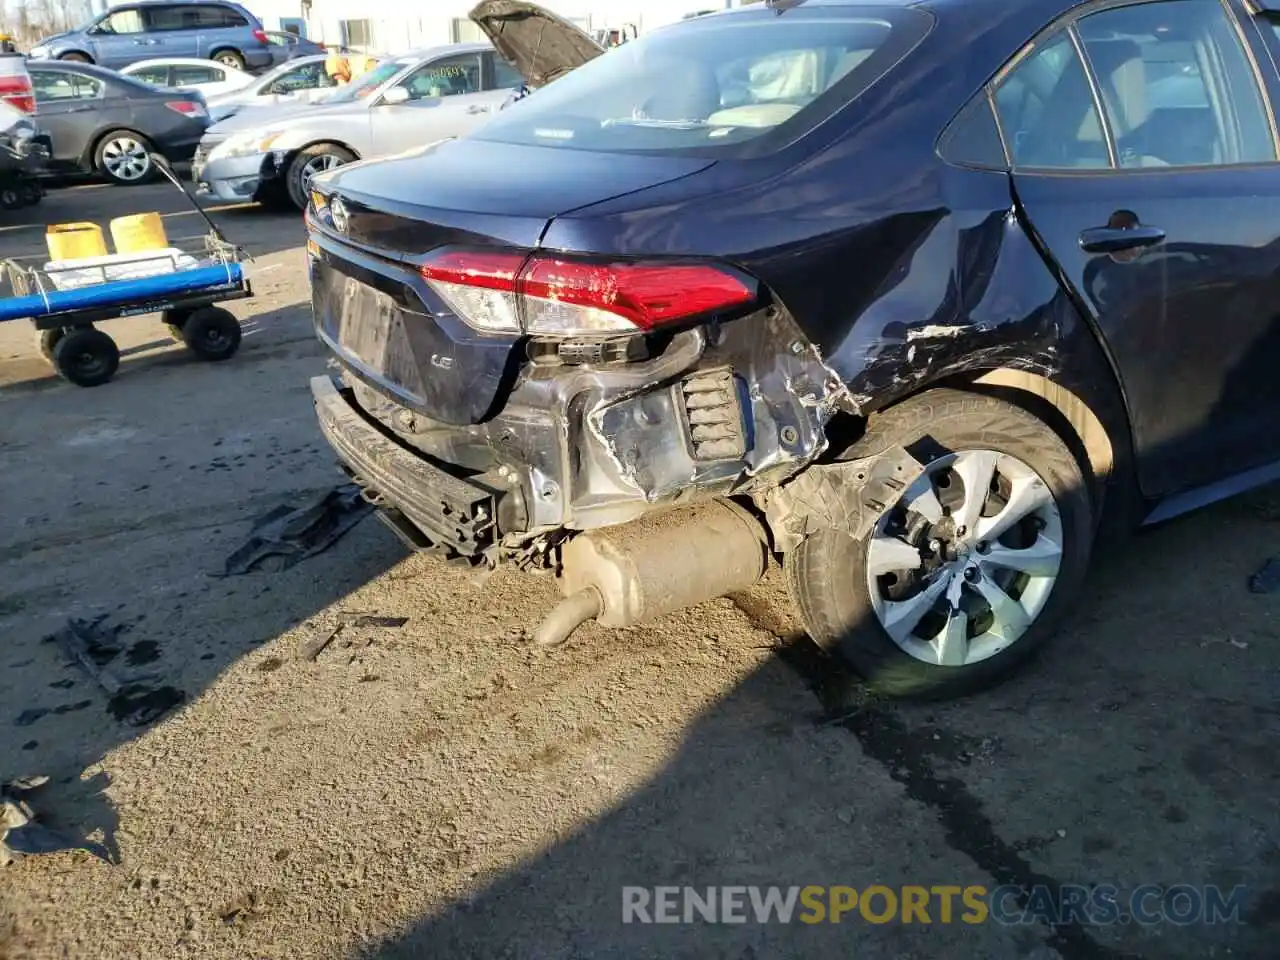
left=306, top=0, right=1280, bottom=701
left=29, top=61, right=209, bottom=184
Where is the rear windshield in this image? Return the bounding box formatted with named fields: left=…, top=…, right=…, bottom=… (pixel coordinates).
left=472, top=5, right=931, bottom=158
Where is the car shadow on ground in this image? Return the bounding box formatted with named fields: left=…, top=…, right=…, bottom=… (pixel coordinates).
left=0, top=287, right=410, bottom=872
left=351, top=483, right=1280, bottom=960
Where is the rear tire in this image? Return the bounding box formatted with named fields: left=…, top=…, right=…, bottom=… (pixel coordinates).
left=52, top=327, right=119, bottom=387
left=211, top=49, right=246, bottom=70
left=94, top=131, right=156, bottom=185
left=181, top=306, right=241, bottom=361
left=286, top=143, right=355, bottom=210
left=784, top=388, right=1093, bottom=700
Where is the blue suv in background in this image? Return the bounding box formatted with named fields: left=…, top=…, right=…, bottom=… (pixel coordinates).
left=28, top=1, right=273, bottom=73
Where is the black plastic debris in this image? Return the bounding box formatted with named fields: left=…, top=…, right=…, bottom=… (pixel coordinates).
left=1249, top=557, right=1280, bottom=594
left=219, top=483, right=374, bottom=576
left=1, top=776, right=112, bottom=866
left=298, top=612, right=408, bottom=661
left=49, top=618, right=183, bottom=727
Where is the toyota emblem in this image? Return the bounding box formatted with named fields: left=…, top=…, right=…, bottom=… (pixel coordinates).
left=330, top=197, right=349, bottom=233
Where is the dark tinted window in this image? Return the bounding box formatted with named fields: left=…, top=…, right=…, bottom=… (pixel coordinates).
left=492, top=55, right=523, bottom=91
left=938, top=91, right=1006, bottom=168
left=1076, top=0, right=1273, bottom=167
left=993, top=32, right=1108, bottom=169
left=147, top=5, right=200, bottom=31
left=472, top=6, right=932, bottom=157
left=173, top=64, right=221, bottom=85
left=197, top=4, right=248, bottom=28
left=130, top=65, right=170, bottom=86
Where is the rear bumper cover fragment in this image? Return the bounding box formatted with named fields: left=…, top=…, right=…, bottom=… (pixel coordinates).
left=312, top=374, right=498, bottom=558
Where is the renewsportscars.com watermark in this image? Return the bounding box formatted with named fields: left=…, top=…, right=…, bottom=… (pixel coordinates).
left=622, top=885, right=1248, bottom=926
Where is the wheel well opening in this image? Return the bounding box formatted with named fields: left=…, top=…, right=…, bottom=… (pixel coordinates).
left=823, top=370, right=1116, bottom=513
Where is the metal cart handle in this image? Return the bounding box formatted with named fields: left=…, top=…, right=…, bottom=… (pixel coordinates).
left=150, top=153, right=252, bottom=264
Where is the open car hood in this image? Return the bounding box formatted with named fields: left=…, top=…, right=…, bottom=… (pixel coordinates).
left=468, top=0, right=604, bottom=87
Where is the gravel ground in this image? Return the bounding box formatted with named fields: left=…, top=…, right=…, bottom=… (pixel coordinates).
left=0, top=183, right=1278, bottom=960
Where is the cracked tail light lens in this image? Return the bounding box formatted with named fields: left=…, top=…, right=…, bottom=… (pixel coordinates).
left=420, top=250, right=756, bottom=336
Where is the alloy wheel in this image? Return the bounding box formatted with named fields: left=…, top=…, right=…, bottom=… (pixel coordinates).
left=301, top=152, right=344, bottom=185
left=865, top=448, right=1063, bottom=667
left=101, top=137, right=151, bottom=181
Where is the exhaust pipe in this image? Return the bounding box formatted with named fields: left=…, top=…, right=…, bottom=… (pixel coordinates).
left=533, top=499, right=768, bottom=646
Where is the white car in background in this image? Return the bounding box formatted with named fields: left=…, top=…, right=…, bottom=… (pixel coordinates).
left=120, top=58, right=254, bottom=99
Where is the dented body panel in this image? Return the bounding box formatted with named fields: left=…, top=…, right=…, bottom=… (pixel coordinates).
left=305, top=0, right=1275, bottom=566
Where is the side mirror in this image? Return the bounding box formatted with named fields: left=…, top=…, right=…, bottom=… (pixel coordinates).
left=380, top=86, right=409, bottom=106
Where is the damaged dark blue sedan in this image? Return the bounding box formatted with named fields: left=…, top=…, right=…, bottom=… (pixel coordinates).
left=304, top=0, right=1280, bottom=699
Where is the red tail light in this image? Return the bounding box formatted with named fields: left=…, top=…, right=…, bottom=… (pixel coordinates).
left=252, top=28, right=268, bottom=44
left=419, top=250, right=757, bottom=336
left=165, top=100, right=206, bottom=118
left=0, top=76, right=35, bottom=114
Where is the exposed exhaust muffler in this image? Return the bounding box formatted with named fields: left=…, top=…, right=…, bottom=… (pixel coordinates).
left=532, top=499, right=769, bottom=647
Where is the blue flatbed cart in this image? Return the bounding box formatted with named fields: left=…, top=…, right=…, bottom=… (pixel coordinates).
left=0, top=158, right=253, bottom=387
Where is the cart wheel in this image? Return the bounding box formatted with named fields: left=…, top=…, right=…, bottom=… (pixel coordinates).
left=20, top=182, right=41, bottom=206
left=38, top=327, right=65, bottom=362
left=0, top=185, right=21, bottom=210
left=38, top=324, right=94, bottom=363
left=162, top=308, right=190, bottom=343
left=52, top=327, right=119, bottom=387
left=181, top=307, right=242, bottom=362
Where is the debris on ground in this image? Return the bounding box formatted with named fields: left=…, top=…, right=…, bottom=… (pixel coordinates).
left=1, top=776, right=111, bottom=866
left=218, top=483, right=374, bottom=576
left=298, top=612, right=408, bottom=661
left=47, top=618, right=184, bottom=727
left=1249, top=557, right=1280, bottom=594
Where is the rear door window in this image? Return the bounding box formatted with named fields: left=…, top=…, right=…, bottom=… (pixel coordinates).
left=192, top=4, right=248, bottom=28
left=989, top=0, right=1275, bottom=170
left=130, top=65, right=171, bottom=86
left=994, top=32, right=1109, bottom=169
left=173, top=64, right=222, bottom=85
left=146, top=6, right=200, bottom=32
left=472, top=5, right=932, bottom=156
left=1074, top=0, right=1274, bottom=167
left=33, top=70, right=103, bottom=102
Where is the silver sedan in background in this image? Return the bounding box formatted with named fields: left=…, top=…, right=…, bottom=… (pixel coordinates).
left=203, top=53, right=351, bottom=124
left=191, top=1, right=602, bottom=210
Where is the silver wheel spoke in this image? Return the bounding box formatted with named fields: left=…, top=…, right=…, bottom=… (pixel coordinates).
left=934, top=603, right=969, bottom=666
left=974, top=473, right=1052, bottom=543
left=971, top=575, right=1031, bottom=642
left=881, top=569, right=952, bottom=644
left=950, top=450, right=997, bottom=537
left=903, top=476, right=944, bottom=523
left=866, top=535, right=922, bottom=577
left=979, top=535, right=1062, bottom=577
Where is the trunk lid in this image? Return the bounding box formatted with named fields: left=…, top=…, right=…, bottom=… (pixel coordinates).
left=310, top=137, right=716, bottom=425
left=468, top=0, right=604, bottom=87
